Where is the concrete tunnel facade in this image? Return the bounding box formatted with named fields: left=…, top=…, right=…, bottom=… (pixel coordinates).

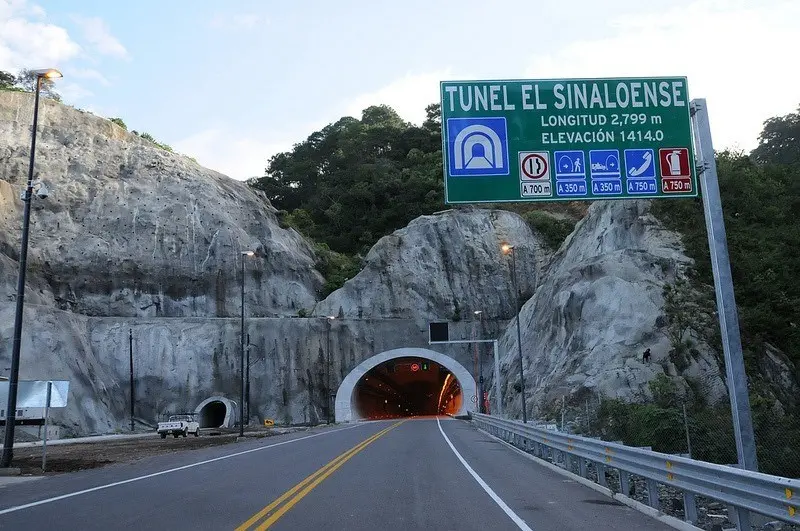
left=334, top=347, right=477, bottom=422
left=194, top=396, right=237, bottom=428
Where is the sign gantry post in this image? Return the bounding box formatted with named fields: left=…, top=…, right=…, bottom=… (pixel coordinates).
left=429, top=322, right=502, bottom=417
left=691, top=100, right=758, bottom=527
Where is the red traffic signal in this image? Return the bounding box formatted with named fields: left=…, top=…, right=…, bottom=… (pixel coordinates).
left=410, top=363, right=420, bottom=372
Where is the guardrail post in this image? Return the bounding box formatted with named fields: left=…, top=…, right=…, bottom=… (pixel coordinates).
left=646, top=478, right=660, bottom=510
left=728, top=505, right=750, bottom=531
left=597, top=463, right=608, bottom=488
left=683, top=491, right=698, bottom=524
left=619, top=470, right=631, bottom=496
left=579, top=457, right=587, bottom=478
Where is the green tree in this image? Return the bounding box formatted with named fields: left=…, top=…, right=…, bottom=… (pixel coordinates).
left=523, top=211, right=576, bottom=250
left=249, top=104, right=442, bottom=255
left=14, top=69, right=61, bottom=101
left=751, top=105, right=800, bottom=166
left=0, top=70, right=16, bottom=90
left=652, top=146, right=800, bottom=371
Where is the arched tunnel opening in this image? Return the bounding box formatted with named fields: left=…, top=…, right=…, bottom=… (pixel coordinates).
left=197, top=400, right=228, bottom=428
left=352, top=357, right=463, bottom=419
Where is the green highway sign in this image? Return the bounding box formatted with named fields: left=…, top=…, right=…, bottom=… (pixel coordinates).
left=440, top=77, right=698, bottom=204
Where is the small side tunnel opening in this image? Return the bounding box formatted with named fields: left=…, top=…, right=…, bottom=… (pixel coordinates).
left=198, top=400, right=228, bottom=428
left=352, top=357, right=462, bottom=420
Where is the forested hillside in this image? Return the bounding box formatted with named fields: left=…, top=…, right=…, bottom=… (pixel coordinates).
left=249, top=104, right=800, bottom=373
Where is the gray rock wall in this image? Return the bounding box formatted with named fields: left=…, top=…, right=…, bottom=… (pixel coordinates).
left=0, top=92, right=323, bottom=319
left=313, top=207, right=552, bottom=323
left=5, top=307, right=493, bottom=434
left=491, top=200, right=730, bottom=418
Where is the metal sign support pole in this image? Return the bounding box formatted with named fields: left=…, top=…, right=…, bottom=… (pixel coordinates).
left=691, top=99, right=758, bottom=522
left=691, top=98, right=758, bottom=471
left=428, top=336, right=502, bottom=417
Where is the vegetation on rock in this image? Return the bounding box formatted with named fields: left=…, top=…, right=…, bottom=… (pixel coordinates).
left=0, top=69, right=61, bottom=101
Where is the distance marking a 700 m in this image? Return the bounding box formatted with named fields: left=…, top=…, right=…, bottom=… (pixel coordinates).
left=518, top=151, right=552, bottom=197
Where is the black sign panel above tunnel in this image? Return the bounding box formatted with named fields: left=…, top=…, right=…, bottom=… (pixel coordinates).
left=429, top=322, right=449, bottom=343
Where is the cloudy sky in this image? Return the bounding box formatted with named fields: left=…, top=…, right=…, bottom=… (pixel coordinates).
left=1, top=0, right=798, bottom=180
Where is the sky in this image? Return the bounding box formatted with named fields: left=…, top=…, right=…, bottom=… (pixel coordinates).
left=1, top=0, right=798, bottom=180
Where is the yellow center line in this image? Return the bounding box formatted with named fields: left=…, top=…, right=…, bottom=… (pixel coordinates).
left=236, top=420, right=404, bottom=531
left=235, top=424, right=394, bottom=530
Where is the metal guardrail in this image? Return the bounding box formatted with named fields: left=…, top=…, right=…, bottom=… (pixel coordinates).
left=472, top=413, right=799, bottom=530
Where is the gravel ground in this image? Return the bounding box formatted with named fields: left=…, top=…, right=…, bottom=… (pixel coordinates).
left=6, top=427, right=309, bottom=476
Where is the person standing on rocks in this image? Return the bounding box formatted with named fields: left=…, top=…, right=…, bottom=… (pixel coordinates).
left=642, top=348, right=651, bottom=362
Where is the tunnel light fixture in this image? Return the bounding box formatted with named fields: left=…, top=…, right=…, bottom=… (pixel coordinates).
left=500, top=242, right=515, bottom=255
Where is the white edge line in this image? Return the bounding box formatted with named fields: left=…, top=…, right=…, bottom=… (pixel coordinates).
left=436, top=417, right=534, bottom=531
left=0, top=424, right=363, bottom=516
left=475, top=426, right=703, bottom=531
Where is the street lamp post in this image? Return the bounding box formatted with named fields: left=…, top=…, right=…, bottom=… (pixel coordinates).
left=240, top=250, right=255, bottom=437
left=245, top=333, right=251, bottom=424
left=326, top=316, right=335, bottom=424
left=129, top=328, right=135, bottom=432
left=501, top=242, right=528, bottom=423
left=2, top=69, right=62, bottom=468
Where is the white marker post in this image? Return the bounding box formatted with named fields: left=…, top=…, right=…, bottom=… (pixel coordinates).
left=691, top=98, right=757, bottom=530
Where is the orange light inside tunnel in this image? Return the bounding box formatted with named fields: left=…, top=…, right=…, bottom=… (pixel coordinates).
left=351, top=357, right=463, bottom=419
left=437, top=374, right=452, bottom=411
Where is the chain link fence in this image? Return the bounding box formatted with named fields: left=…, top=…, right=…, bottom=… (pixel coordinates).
left=536, top=380, right=800, bottom=479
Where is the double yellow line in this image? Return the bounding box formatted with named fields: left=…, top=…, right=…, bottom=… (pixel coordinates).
left=236, top=421, right=404, bottom=531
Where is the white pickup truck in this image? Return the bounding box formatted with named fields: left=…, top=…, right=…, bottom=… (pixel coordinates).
left=157, top=413, right=200, bottom=438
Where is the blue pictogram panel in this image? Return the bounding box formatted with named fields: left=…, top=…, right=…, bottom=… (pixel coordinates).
left=624, top=149, right=656, bottom=179
left=553, top=151, right=586, bottom=180
left=589, top=150, right=621, bottom=179
left=446, top=117, right=509, bottom=177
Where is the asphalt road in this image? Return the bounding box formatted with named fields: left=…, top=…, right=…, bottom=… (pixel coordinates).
left=0, top=418, right=675, bottom=530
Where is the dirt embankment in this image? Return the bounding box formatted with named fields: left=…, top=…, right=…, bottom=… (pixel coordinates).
left=11, top=428, right=307, bottom=476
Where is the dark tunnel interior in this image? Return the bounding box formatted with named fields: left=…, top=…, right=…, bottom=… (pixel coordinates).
left=352, top=357, right=462, bottom=419
left=198, top=400, right=228, bottom=428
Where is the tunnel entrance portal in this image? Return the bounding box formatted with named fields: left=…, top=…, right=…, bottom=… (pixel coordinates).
left=194, top=396, right=236, bottom=428
left=335, top=348, right=476, bottom=422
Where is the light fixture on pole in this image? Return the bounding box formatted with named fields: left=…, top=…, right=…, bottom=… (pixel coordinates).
left=240, top=250, right=255, bottom=437
left=501, top=242, right=528, bottom=423
left=2, top=68, right=62, bottom=468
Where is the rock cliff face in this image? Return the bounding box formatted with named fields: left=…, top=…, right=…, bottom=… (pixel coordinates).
left=313, top=208, right=552, bottom=322
left=0, top=91, right=323, bottom=319
left=2, top=92, right=795, bottom=436
left=492, top=200, right=729, bottom=417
